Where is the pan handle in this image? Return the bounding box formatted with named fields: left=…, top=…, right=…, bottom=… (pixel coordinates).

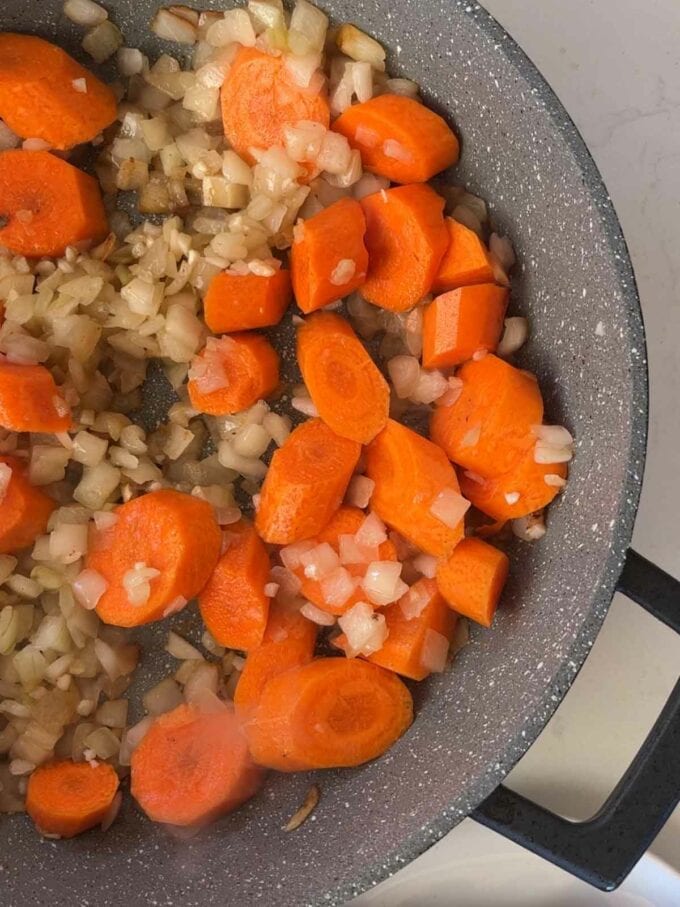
left=471, top=549, right=680, bottom=891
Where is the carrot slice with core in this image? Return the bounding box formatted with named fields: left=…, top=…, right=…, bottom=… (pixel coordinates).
left=204, top=269, right=292, bottom=334
left=245, top=657, right=413, bottom=771
left=360, top=184, right=448, bottom=312
left=297, top=311, right=389, bottom=444
left=332, top=94, right=460, bottom=184
left=432, top=218, right=497, bottom=293
left=0, top=34, right=117, bottom=150
left=131, top=701, right=263, bottom=827
left=26, top=760, right=119, bottom=838
left=0, top=363, right=71, bottom=432
left=430, top=354, right=544, bottom=478
left=290, top=197, right=368, bottom=313
left=436, top=537, right=509, bottom=627
left=0, top=150, right=108, bottom=258
left=87, top=489, right=222, bottom=627
left=188, top=334, right=280, bottom=416
left=255, top=418, right=360, bottom=544
left=221, top=47, right=330, bottom=165
left=422, top=284, right=509, bottom=369
left=198, top=520, right=271, bottom=651
left=0, top=455, right=56, bottom=554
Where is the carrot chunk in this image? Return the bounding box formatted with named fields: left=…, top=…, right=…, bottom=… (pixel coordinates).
left=0, top=34, right=117, bottom=150
left=198, top=520, right=271, bottom=651
left=291, top=506, right=398, bottom=616
left=432, top=218, right=497, bottom=293
left=131, top=701, right=263, bottom=827
left=221, top=47, right=330, bottom=165
left=366, top=420, right=467, bottom=557
left=332, top=94, right=459, bottom=184
left=187, top=334, right=280, bottom=416
left=297, top=311, right=389, bottom=443
left=422, top=284, right=508, bottom=369
left=291, top=197, right=368, bottom=313
left=204, top=269, right=292, bottom=334
left=0, top=455, right=56, bottom=554
left=87, top=490, right=222, bottom=627
left=458, top=451, right=568, bottom=520
left=0, top=150, right=108, bottom=258
left=430, top=355, right=544, bottom=478
left=0, top=363, right=71, bottom=432
left=26, top=760, right=119, bottom=839
left=436, top=537, right=509, bottom=627
left=360, top=184, right=448, bottom=312
left=245, top=657, right=413, bottom=771
left=255, top=418, right=361, bottom=544
left=234, top=601, right=318, bottom=714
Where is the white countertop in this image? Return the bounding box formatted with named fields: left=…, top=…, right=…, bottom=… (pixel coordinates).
left=358, top=0, right=680, bottom=901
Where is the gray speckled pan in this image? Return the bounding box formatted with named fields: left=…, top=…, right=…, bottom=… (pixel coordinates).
left=4, top=1, right=675, bottom=904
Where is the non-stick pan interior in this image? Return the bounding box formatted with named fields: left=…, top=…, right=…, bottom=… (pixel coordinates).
left=0, top=2, right=647, bottom=905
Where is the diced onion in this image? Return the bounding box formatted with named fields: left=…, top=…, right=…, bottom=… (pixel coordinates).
left=512, top=512, right=547, bottom=541
left=430, top=488, right=470, bottom=529
left=338, top=602, right=388, bottom=657
left=362, top=561, right=405, bottom=607
left=319, top=566, right=356, bottom=608
left=399, top=583, right=431, bottom=619
left=119, top=716, right=154, bottom=766
left=497, top=317, right=529, bottom=357
left=544, top=473, right=567, bottom=489
left=300, top=601, right=335, bottom=626
left=165, top=631, right=203, bottom=660
left=420, top=628, right=449, bottom=673
left=72, top=569, right=108, bottom=610
left=336, top=24, right=386, bottom=70
left=346, top=475, right=375, bottom=509
left=150, top=8, right=198, bottom=44
left=387, top=355, right=420, bottom=399
left=489, top=233, right=516, bottom=272
left=280, top=540, right=315, bottom=572
left=64, top=0, right=108, bottom=27
left=329, top=258, right=356, bottom=286
left=338, top=533, right=378, bottom=566
left=355, top=512, right=387, bottom=548
left=412, top=553, right=437, bottom=579
left=300, top=542, right=340, bottom=580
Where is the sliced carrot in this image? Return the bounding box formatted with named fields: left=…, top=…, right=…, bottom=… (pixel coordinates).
left=198, top=520, right=271, bottom=651
left=0, top=150, right=108, bottom=258
left=131, top=701, right=263, bottom=827
left=245, top=657, right=413, bottom=771
left=234, top=601, right=318, bottom=715
left=187, top=333, right=280, bottom=416
left=458, top=451, right=568, bottom=521
left=332, top=94, right=459, bottom=184
left=290, top=198, right=368, bottom=313
left=255, top=418, right=360, bottom=544
left=436, top=537, right=509, bottom=627
left=0, top=363, right=71, bottom=432
left=292, top=506, right=398, bottom=616
left=297, top=311, right=389, bottom=444
left=336, top=578, right=457, bottom=681
left=0, top=34, right=117, bottom=150
left=360, top=184, right=448, bottom=312
left=430, top=355, right=544, bottom=478
left=422, top=284, right=508, bottom=369
left=26, top=760, right=119, bottom=838
left=203, top=269, right=292, bottom=334
left=432, top=218, right=496, bottom=293
left=365, top=419, right=467, bottom=557
left=87, top=489, right=222, bottom=628
left=0, top=455, right=56, bottom=555
left=221, top=46, right=330, bottom=165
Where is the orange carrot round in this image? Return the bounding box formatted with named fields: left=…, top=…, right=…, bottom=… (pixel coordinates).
left=255, top=418, right=360, bottom=544
left=198, top=520, right=271, bottom=651
left=332, top=94, right=459, bottom=183
left=0, top=363, right=71, bottom=433
left=430, top=355, right=544, bottom=478
left=0, top=455, right=55, bottom=555
left=234, top=601, right=318, bottom=715
left=131, top=701, right=263, bottom=827
left=297, top=311, right=389, bottom=444
left=245, top=657, right=413, bottom=771
left=422, top=284, right=509, bottom=369
left=221, top=47, right=330, bottom=165
left=0, top=34, right=117, bottom=150
left=436, top=537, right=509, bottom=627
left=432, top=218, right=496, bottom=293
left=366, top=419, right=467, bottom=557
left=291, top=197, right=368, bottom=313
left=188, top=334, right=280, bottom=416
left=26, top=760, right=119, bottom=839
left=204, top=270, right=292, bottom=334
left=360, top=184, right=448, bottom=312
left=87, top=489, right=222, bottom=627
left=0, top=150, right=108, bottom=258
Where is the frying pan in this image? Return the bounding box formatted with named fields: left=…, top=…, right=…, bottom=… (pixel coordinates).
left=1, top=1, right=679, bottom=904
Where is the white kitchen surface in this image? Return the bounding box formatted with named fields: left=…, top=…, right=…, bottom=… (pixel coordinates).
left=357, top=0, right=680, bottom=902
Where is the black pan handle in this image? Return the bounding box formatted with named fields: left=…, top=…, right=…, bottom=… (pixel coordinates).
left=471, top=549, right=680, bottom=891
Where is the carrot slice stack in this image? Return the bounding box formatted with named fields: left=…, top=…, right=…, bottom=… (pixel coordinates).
left=204, top=270, right=292, bottom=334
left=432, top=218, right=496, bottom=293
left=436, top=537, right=509, bottom=627
left=422, top=284, right=508, bottom=369
left=26, top=760, right=119, bottom=838
left=0, top=363, right=71, bottom=433
left=188, top=334, right=280, bottom=416
left=0, top=455, right=56, bottom=554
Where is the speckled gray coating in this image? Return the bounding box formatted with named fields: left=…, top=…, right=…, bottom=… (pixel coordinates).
left=0, top=2, right=648, bottom=905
